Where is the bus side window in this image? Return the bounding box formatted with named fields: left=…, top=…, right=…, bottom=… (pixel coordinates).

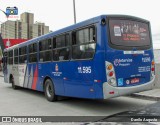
left=72, top=32, right=76, bottom=45
left=39, top=39, right=52, bottom=62
left=14, top=48, right=19, bottom=64
left=28, top=43, right=37, bottom=63
left=72, top=46, right=82, bottom=59
left=53, top=38, right=56, bottom=49
left=53, top=34, right=70, bottom=61
left=81, top=43, right=95, bottom=59
left=72, top=26, right=96, bottom=60
left=59, top=48, right=69, bottom=60
left=8, top=50, right=13, bottom=65
left=19, top=46, right=27, bottom=64
left=39, top=42, right=42, bottom=51
left=72, top=31, right=83, bottom=59
left=53, top=49, right=59, bottom=61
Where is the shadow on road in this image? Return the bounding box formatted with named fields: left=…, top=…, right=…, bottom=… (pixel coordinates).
left=3, top=84, right=153, bottom=116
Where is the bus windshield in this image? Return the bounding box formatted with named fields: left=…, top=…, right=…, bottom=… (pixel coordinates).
left=109, top=19, right=151, bottom=48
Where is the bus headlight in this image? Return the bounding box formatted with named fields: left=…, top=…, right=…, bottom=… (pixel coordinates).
left=108, top=78, right=116, bottom=87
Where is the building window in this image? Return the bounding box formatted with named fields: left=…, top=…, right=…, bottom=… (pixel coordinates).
left=53, top=34, right=70, bottom=61
left=29, top=43, right=37, bottom=63
left=39, top=38, right=52, bottom=62
left=72, top=26, right=96, bottom=59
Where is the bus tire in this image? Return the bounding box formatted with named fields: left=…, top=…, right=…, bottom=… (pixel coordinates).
left=44, top=79, right=57, bottom=102
left=11, top=76, right=18, bottom=90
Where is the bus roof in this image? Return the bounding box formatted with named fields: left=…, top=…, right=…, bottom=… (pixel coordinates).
left=4, top=14, right=149, bottom=51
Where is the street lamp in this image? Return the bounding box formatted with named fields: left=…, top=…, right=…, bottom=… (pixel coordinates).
left=73, top=0, right=76, bottom=24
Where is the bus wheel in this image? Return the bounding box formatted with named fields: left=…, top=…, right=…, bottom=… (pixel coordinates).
left=11, top=76, right=18, bottom=89
left=44, top=79, right=57, bottom=102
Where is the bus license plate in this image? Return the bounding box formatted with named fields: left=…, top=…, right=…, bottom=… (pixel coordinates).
left=131, top=78, right=140, bottom=84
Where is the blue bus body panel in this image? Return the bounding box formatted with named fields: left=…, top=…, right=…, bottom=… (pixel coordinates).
left=63, top=61, right=95, bottom=98
left=39, top=62, right=65, bottom=95
left=104, top=15, right=154, bottom=88
left=105, top=49, right=153, bottom=87
left=92, top=21, right=107, bottom=99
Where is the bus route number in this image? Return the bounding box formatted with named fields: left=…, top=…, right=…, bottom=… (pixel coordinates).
left=78, top=66, right=91, bottom=74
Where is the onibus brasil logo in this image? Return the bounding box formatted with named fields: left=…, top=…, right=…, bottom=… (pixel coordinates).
left=6, top=7, right=18, bottom=16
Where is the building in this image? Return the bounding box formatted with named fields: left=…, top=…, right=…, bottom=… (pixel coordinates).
left=1, top=20, right=16, bottom=39
left=32, top=22, right=49, bottom=38
left=15, top=20, right=28, bottom=39
left=21, top=12, right=34, bottom=24
left=20, top=12, right=33, bottom=39
left=0, top=12, right=49, bottom=39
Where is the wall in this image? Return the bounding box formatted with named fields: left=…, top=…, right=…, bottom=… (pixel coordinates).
left=153, top=49, right=160, bottom=88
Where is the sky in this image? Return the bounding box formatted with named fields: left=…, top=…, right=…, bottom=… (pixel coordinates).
left=0, top=0, right=160, bottom=49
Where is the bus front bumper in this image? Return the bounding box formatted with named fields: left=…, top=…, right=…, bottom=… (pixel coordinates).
left=103, top=76, right=155, bottom=99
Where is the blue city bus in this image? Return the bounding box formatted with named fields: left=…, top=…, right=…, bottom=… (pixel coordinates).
left=3, top=15, right=155, bottom=102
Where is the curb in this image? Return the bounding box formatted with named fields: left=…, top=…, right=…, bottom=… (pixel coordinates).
left=0, top=72, right=4, bottom=77
left=130, top=93, right=160, bottom=101
left=0, top=74, right=4, bottom=77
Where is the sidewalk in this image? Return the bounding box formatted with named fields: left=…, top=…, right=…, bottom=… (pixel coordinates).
left=131, top=63, right=160, bottom=101
left=131, top=89, right=160, bottom=101
left=0, top=71, right=4, bottom=77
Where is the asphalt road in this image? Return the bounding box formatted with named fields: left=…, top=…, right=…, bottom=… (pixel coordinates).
left=0, top=77, right=156, bottom=117
left=98, top=101, right=160, bottom=125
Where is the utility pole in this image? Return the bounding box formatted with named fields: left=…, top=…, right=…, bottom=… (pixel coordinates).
left=73, top=0, right=76, bottom=24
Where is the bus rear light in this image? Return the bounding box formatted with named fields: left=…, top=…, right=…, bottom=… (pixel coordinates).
left=152, top=61, right=155, bottom=65
left=109, top=91, right=115, bottom=94
left=108, top=71, right=114, bottom=77
left=150, top=60, right=155, bottom=80
left=107, top=64, right=113, bottom=70
left=106, top=61, right=117, bottom=87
